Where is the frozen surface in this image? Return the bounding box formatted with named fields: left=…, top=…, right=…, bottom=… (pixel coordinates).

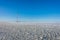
left=0, top=22, right=60, bottom=40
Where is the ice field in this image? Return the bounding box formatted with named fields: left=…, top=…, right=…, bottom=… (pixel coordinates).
left=0, top=22, right=60, bottom=40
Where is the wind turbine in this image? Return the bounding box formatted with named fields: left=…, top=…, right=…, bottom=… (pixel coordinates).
left=16, top=1, right=20, bottom=23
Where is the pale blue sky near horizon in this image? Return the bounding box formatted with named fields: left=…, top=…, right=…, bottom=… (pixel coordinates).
left=0, top=0, right=60, bottom=22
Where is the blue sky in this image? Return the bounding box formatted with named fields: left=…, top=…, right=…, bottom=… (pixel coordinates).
left=0, top=0, right=60, bottom=22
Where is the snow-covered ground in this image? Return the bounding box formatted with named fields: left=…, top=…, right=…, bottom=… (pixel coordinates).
left=0, top=22, right=60, bottom=40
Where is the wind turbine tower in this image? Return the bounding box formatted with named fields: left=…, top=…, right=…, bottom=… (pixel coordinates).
left=16, top=1, right=20, bottom=23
